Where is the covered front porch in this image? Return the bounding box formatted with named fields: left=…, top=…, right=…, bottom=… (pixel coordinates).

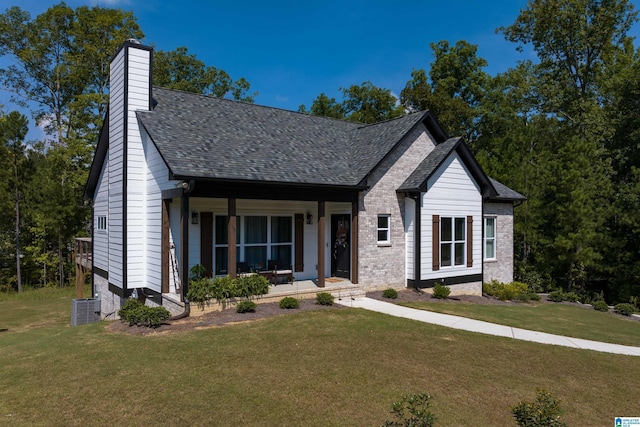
left=160, top=179, right=364, bottom=306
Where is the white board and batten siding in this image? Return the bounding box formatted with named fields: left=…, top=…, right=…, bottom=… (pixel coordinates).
left=142, top=129, right=179, bottom=293
left=92, top=151, right=109, bottom=272
left=404, top=197, right=415, bottom=280
left=125, top=47, right=151, bottom=289
left=107, top=47, right=126, bottom=288
left=420, top=153, right=482, bottom=280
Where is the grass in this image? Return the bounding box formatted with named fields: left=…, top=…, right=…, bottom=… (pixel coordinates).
left=400, top=301, right=640, bottom=347
left=1, top=289, right=639, bottom=426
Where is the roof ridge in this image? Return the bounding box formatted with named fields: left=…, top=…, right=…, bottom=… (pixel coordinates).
left=352, top=110, right=429, bottom=130
left=151, top=86, right=359, bottom=127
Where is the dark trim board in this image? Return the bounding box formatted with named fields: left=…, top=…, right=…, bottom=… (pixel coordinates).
left=407, top=274, right=483, bottom=289
left=94, top=266, right=109, bottom=279
left=109, top=282, right=133, bottom=298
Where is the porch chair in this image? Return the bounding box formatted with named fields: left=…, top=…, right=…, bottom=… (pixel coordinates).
left=267, top=259, right=293, bottom=284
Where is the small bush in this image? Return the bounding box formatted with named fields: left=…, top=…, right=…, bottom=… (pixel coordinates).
left=512, top=389, right=568, bottom=427
left=432, top=282, right=450, bottom=299
left=236, top=300, right=257, bottom=313
left=316, top=292, right=334, bottom=306
left=614, top=303, right=636, bottom=316
left=118, top=298, right=170, bottom=328
left=528, top=292, right=541, bottom=301
left=592, top=300, right=609, bottom=312
left=484, top=280, right=530, bottom=301
left=381, top=392, right=436, bottom=427
left=186, top=277, right=213, bottom=306
left=382, top=288, right=398, bottom=299
left=563, top=292, right=580, bottom=303
left=236, top=274, right=269, bottom=299
left=279, top=296, right=299, bottom=309
left=547, top=290, right=565, bottom=303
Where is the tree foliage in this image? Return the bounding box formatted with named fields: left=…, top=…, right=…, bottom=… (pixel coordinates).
left=153, top=46, right=256, bottom=102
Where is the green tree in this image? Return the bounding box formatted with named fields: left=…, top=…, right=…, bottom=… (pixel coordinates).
left=0, top=3, right=142, bottom=288
left=491, top=0, right=638, bottom=293
left=153, top=46, right=256, bottom=102
left=340, top=81, right=404, bottom=124
left=298, top=93, right=345, bottom=119
left=0, top=111, right=28, bottom=292
left=401, top=40, right=489, bottom=142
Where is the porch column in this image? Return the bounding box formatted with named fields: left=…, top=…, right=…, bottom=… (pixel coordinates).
left=161, top=199, right=170, bottom=293
left=180, top=195, right=189, bottom=302
left=317, top=200, right=325, bottom=288
left=228, top=198, right=237, bottom=278
left=351, top=200, right=359, bottom=284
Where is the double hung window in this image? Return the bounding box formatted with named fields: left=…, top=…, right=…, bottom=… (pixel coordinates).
left=441, top=217, right=466, bottom=267
left=484, top=217, right=496, bottom=260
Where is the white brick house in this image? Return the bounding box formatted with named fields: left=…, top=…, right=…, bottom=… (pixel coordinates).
left=85, top=40, right=524, bottom=317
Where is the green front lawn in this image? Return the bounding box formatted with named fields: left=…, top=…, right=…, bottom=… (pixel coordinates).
left=401, top=301, right=640, bottom=347
left=1, top=289, right=639, bottom=426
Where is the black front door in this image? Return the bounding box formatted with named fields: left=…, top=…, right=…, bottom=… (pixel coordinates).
left=331, top=214, right=350, bottom=279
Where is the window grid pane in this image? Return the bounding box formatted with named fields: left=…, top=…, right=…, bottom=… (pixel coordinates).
left=245, top=216, right=267, bottom=244
left=271, top=216, right=292, bottom=243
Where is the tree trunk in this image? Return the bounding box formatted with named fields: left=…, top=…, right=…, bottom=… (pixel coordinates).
left=14, top=155, right=21, bottom=293
left=58, top=228, right=64, bottom=288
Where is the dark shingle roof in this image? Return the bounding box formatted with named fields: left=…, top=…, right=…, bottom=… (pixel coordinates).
left=397, top=137, right=461, bottom=192
left=488, top=178, right=526, bottom=201
left=348, top=112, right=430, bottom=183
left=136, top=88, right=430, bottom=187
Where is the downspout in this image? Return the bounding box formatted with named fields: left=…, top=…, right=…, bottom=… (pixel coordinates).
left=169, top=179, right=195, bottom=321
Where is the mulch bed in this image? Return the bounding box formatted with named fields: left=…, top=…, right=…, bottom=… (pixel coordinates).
left=107, top=298, right=345, bottom=336
left=107, top=289, right=638, bottom=335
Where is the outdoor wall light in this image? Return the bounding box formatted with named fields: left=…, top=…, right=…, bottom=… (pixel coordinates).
left=191, top=211, right=199, bottom=225
left=306, top=211, right=313, bottom=225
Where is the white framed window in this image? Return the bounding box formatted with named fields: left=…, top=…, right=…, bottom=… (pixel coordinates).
left=214, top=215, right=293, bottom=275
left=441, top=217, right=465, bottom=267
left=377, top=214, right=391, bottom=245
left=484, top=217, right=496, bottom=260
left=96, top=215, right=107, bottom=232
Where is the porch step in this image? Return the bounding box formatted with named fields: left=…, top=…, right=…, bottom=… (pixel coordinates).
left=331, top=289, right=366, bottom=301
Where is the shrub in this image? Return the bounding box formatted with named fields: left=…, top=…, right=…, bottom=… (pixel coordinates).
left=563, top=292, right=580, bottom=303
left=382, top=288, right=398, bottom=299
left=118, top=298, right=170, bottom=328
left=279, top=296, right=299, bottom=309
left=236, top=300, right=257, bottom=313
left=432, top=282, right=450, bottom=299
left=592, top=300, right=609, bottom=312
left=614, top=303, right=636, bottom=316
left=512, top=389, right=568, bottom=427
left=484, top=280, right=530, bottom=301
left=527, top=292, right=541, bottom=302
left=316, top=292, right=334, bottom=306
left=381, top=392, right=436, bottom=427
left=236, top=274, right=269, bottom=299
left=547, top=290, right=565, bottom=303
left=186, top=276, right=213, bottom=306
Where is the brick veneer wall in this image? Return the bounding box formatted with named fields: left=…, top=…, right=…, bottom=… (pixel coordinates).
left=357, top=124, right=435, bottom=288
left=483, top=202, right=515, bottom=284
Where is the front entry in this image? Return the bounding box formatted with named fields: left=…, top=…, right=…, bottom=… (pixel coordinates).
left=331, top=214, right=350, bottom=278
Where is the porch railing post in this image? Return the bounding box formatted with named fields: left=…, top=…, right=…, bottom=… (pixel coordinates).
left=228, top=198, right=237, bottom=278
left=317, top=200, right=325, bottom=288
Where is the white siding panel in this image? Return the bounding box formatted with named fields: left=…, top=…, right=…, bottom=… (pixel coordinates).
left=405, top=197, right=415, bottom=280
left=420, top=153, right=482, bottom=281
left=107, top=47, right=126, bottom=288
left=93, top=151, right=109, bottom=271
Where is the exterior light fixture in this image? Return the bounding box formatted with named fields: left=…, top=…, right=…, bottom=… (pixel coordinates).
left=306, top=211, right=313, bottom=225
left=191, top=211, right=199, bottom=224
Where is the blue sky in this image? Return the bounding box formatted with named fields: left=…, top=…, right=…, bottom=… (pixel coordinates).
left=5, top=0, right=640, bottom=139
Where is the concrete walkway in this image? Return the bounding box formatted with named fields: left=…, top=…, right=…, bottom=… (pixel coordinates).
left=337, top=297, right=640, bottom=357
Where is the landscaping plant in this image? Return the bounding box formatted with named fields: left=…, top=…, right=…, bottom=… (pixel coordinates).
left=381, top=392, right=436, bottom=427
left=614, top=303, right=636, bottom=316
left=316, top=292, right=334, bottom=306
left=382, top=288, right=398, bottom=299
left=236, top=300, right=257, bottom=313
left=432, top=282, right=451, bottom=299
left=279, top=296, right=299, bottom=309
left=512, top=389, right=568, bottom=427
